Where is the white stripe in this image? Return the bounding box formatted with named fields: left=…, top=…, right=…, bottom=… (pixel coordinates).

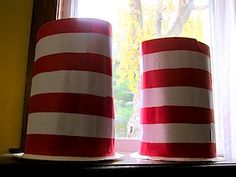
left=141, top=87, right=213, bottom=109
left=141, top=50, right=211, bottom=73
left=27, top=113, right=114, bottom=138
left=30, top=70, right=112, bottom=97
left=141, top=123, right=215, bottom=143
left=35, top=33, right=111, bottom=61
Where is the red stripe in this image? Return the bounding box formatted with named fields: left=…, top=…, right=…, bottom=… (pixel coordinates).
left=141, top=68, right=212, bottom=90
left=139, top=142, right=216, bottom=158
left=29, top=93, right=114, bottom=118
left=141, top=106, right=214, bottom=124
left=37, top=18, right=112, bottom=41
left=142, top=37, right=210, bottom=56
left=25, top=134, right=114, bottom=157
left=33, top=53, right=112, bottom=77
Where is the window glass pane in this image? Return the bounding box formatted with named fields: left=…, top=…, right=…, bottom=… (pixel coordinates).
left=75, top=0, right=210, bottom=138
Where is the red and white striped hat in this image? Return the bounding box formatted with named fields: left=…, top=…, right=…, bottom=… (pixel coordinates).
left=24, top=18, right=115, bottom=160
left=140, top=37, right=216, bottom=160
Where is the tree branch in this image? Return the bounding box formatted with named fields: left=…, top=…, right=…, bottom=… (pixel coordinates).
left=165, top=0, right=195, bottom=36
left=128, top=0, right=143, bottom=29
left=155, top=0, right=163, bottom=37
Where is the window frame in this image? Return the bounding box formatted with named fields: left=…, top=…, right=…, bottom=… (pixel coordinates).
left=20, top=0, right=59, bottom=151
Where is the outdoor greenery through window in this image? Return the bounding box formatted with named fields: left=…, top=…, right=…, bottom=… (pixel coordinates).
left=76, top=0, right=210, bottom=138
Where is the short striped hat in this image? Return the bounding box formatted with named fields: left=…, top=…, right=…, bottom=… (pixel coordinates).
left=140, top=37, right=216, bottom=160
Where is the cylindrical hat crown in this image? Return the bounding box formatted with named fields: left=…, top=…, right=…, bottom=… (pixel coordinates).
left=24, top=18, right=114, bottom=160
left=140, top=37, right=216, bottom=159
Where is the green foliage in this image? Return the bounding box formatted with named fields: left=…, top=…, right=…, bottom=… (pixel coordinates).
left=115, top=103, right=133, bottom=137
left=113, top=66, right=133, bottom=137
left=115, top=9, right=142, bottom=93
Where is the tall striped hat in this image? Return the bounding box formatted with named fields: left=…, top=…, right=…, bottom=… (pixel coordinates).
left=140, top=37, right=216, bottom=160
left=24, top=18, right=115, bottom=160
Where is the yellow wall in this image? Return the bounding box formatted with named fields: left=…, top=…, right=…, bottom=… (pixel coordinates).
left=0, top=0, right=33, bottom=153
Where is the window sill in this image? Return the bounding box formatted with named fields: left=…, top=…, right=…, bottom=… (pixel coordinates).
left=0, top=154, right=236, bottom=177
